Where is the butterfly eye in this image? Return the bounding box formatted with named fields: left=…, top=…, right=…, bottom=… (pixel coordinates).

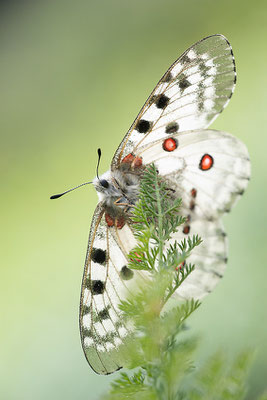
left=100, top=179, right=109, bottom=188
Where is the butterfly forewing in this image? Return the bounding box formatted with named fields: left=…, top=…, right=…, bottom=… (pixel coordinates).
left=112, top=34, right=236, bottom=168
left=80, top=204, right=128, bottom=374
left=80, top=205, right=148, bottom=374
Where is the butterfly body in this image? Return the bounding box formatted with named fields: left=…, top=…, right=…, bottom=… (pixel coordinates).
left=78, top=35, right=250, bottom=374
left=94, top=154, right=144, bottom=224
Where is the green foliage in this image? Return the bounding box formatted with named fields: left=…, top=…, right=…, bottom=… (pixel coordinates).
left=128, top=164, right=201, bottom=272
left=187, top=350, right=254, bottom=400
left=103, top=164, right=262, bottom=400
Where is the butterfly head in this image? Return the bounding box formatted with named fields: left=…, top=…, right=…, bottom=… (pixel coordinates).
left=93, top=171, right=113, bottom=197
left=93, top=170, right=126, bottom=205
left=93, top=168, right=141, bottom=213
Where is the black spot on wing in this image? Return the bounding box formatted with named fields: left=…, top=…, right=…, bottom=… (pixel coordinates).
left=81, top=327, right=93, bottom=339
left=91, top=248, right=106, bottom=264
left=198, top=61, right=213, bottom=77
left=155, top=94, right=170, bottom=109
left=165, top=121, right=179, bottom=134
left=135, top=119, right=151, bottom=133
left=179, top=77, right=191, bottom=90
left=91, top=280, right=105, bottom=295
left=81, top=305, right=90, bottom=314
left=86, top=279, right=105, bottom=295
left=98, top=307, right=110, bottom=320
left=181, top=54, right=192, bottom=64
left=120, top=265, right=134, bottom=280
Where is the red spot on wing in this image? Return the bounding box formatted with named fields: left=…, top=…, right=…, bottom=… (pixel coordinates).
left=191, top=188, right=197, bottom=198
left=122, top=153, right=134, bottom=163
left=132, top=156, right=142, bottom=168
left=199, top=154, right=214, bottom=171
left=105, top=213, right=114, bottom=227
left=162, top=138, right=178, bottom=152
left=189, top=200, right=195, bottom=211
left=121, top=153, right=143, bottom=168
left=105, top=213, right=126, bottom=229
left=183, top=225, right=190, bottom=234
left=116, top=216, right=125, bottom=229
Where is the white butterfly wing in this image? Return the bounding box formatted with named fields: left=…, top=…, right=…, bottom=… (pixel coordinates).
left=136, top=130, right=250, bottom=219
left=80, top=204, right=146, bottom=374
left=80, top=204, right=125, bottom=374
left=133, top=129, right=250, bottom=298
left=170, top=218, right=228, bottom=299
left=112, top=34, right=236, bottom=167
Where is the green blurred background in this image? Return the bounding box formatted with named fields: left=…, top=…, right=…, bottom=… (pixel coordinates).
left=1, top=0, right=266, bottom=399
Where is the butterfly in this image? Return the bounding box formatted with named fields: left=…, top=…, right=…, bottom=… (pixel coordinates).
left=78, top=34, right=250, bottom=374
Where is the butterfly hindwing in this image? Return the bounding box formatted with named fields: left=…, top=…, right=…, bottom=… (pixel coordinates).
left=112, top=34, right=236, bottom=167
left=130, top=129, right=250, bottom=298
left=170, top=218, right=228, bottom=300
left=135, top=129, right=250, bottom=220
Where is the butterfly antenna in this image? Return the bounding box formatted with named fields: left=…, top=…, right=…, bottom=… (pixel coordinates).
left=50, top=181, right=93, bottom=199
left=50, top=148, right=101, bottom=199
left=96, top=148, right=102, bottom=180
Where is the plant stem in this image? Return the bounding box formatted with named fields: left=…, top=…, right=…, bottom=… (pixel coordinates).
left=154, top=172, right=164, bottom=269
